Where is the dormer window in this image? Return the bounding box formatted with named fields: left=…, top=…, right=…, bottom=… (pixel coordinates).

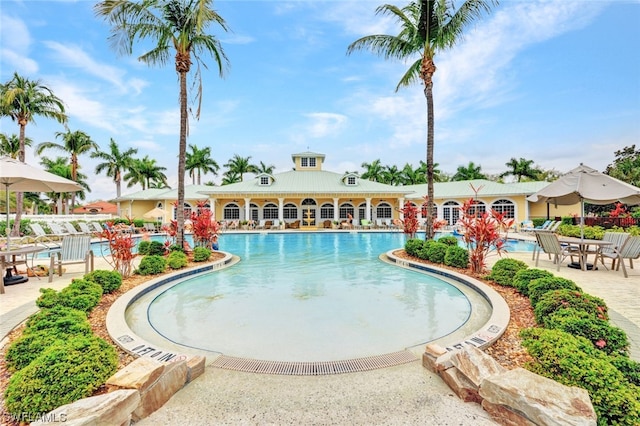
left=344, top=175, right=358, bottom=186
left=259, top=176, right=270, bottom=186
left=300, top=157, right=316, bottom=168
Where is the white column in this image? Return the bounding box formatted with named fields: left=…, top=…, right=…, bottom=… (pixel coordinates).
left=244, top=198, right=251, bottom=221
left=333, top=198, right=339, bottom=221
left=278, top=198, right=284, bottom=221
left=210, top=198, right=216, bottom=221
left=398, top=197, right=404, bottom=219
left=365, top=198, right=371, bottom=220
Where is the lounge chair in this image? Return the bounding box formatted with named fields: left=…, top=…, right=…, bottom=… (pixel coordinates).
left=61, top=222, right=81, bottom=234
left=48, top=234, right=94, bottom=282
left=360, top=219, right=372, bottom=229
left=596, top=235, right=640, bottom=278
left=534, top=231, right=579, bottom=271
left=29, top=223, right=64, bottom=247
left=289, top=220, right=300, bottom=229
left=143, top=222, right=158, bottom=233
left=323, top=220, right=332, bottom=229
left=595, top=232, right=630, bottom=270
left=374, top=219, right=387, bottom=229
left=77, top=222, right=93, bottom=234
left=272, top=219, right=281, bottom=230
left=255, top=219, right=268, bottom=230
left=48, top=222, right=70, bottom=236
left=89, top=222, right=104, bottom=233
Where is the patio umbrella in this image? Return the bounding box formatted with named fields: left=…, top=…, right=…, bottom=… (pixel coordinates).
left=527, top=163, right=640, bottom=238
left=143, top=207, right=166, bottom=221
left=1, top=156, right=83, bottom=249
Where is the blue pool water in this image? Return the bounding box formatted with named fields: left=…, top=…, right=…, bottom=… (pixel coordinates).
left=136, top=232, right=476, bottom=362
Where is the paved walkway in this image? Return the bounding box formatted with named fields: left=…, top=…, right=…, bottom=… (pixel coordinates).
left=1, top=236, right=638, bottom=424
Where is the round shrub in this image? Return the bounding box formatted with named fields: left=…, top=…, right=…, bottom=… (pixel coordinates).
left=609, top=356, right=640, bottom=387
left=545, top=308, right=629, bottom=355
left=528, top=276, right=581, bottom=306
left=193, top=246, right=211, bottom=262
left=35, top=288, right=61, bottom=309
left=84, top=270, right=122, bottom=294
left=147, top=240, right=166, bottom=256
left=137, top=255, right=167, bottom=275
left=137, top=240, right=151, bottom=255
left=533, top=289, right=608, bottom=325
left=404, top=239, right=424, bottom=257
left=511, top=268, right=554, bottom=296
left=520, top=328, right=640, bottom=425
left=484, top=258, right=528, bottom=286
left=167, top=250, right=188, bottom=269
left=169, top=244, right=185, bottom=253
left=437, top=235, right=459, bottom=246
left=417, top=240, right=436, bottom=260
left=4, top=335, right=118, bottom=419
left=58, top=279, right=103, bottom=313
left=444, top=246, right=469, bottom=268
left=426, top=242, right=448, bottom=264
left=23, top=306, right=89, bottom=335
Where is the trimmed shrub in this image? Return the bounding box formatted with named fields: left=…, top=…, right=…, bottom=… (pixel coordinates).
left=169, top=244, right=184, bottom=253
left=167, top=250, right=188, bottom=269
left=84, top=270, right=122, bottom=294
left=193, top=246, right=211, bottom=262
left=437, top=235, right=459, bottom=246
left=147, top=240, right=165, bottom=256
left=404, top=239, right=424, bottom=257
left=609, top=356, right=640, bottom=387
left=444, top=246, right=469, bottom=269
left=136, top=255, right=167, bottom=275
left=417, top=239, right=436, bottom=260
left=4, top=335, right=118, bottom=419
left=545, top=308, right=629, bottom=355
left=23, top=306, right=89, bottom=335
left=35, top=288, right=61, bottom=309
left=58, top=279, right=103, bottom=313
left=520, top=328, right=640, bottom=425
left=484, top=258, right=528, bottom=286
left=137, top=240, right=151, bottom=255
left=511, top=268, right=554, bottom=296
left=425, top=242, right=448, bottom=264
left=533, top=289, right=608, bottom=325
left=528, top=276, right=581, bottom=306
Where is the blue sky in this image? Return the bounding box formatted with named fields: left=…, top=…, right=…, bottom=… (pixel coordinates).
left=1, top=0, right=639, bottom=203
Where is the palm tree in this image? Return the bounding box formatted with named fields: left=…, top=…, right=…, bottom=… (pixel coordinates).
left=125, top=156, right=168, bottom=190
left=221, top=171, right=242, bottom=185
left=224, top=154, right=255, bottom=181
left=501, top=157, right=539, bottom=182
left=347, top=0, right=497, bottom=239
left=361, top=159, right=386, bottom=182
left=91, top=138, right=138, bottom=216
left=452, top=161, right=486, bottom=181
left=0, top=133, right=32, bottom=158
left=95, top=0, right=230, bottom=249
left=185, top=144, right=219, bottom=185
left=382, top=165, right=404, bottom=186
left=36, top=129, right=98, bottom=211
left=1, top=72, right=67, bottom=235
left=39, top=156, right=90, bottom=214
left=253, top=160, right=276, bottom=175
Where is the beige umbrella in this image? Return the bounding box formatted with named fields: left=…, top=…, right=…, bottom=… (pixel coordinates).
left=143, top=207, right=167, bottom=221
left=1, top=156, right=83, bottom=249
left=527, top=163, right=640, bottom=238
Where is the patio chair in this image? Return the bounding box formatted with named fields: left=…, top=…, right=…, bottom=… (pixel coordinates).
left=61, top=222, right=81, bottom=234
left=534, top=231, right=579, bottom=271
left=595, top=232, right=630, bottom=270
left=144, top=222, right=158, bottom=233
left=272, top=219, right=281, bottom=229
left=375, top=219, right=387, bottom=229
left=255, top=219, right=268, bottom=230
left=77, top=222, right=93, bottom=234
left=323, top=220, right=332, bottom=229
left=48, top=234, right=94, bottom=282
left=596, top=235, right=640, bottom=278
left=89, top=222, right=104, bottom=233
left=48, top=222, right=70, bottom=236
left=360, top=219, right=372, bottom=229
left=28, top=223, right=63, bottom=248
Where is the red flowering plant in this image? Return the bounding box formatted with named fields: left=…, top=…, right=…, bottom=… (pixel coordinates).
left=190, top=200, right=221, bottom=248
left=98, top=221, right=137, bottom=278
left=609, top=202, right=627, bottom=218
left=398, top=200, right=420, bottom=239
left=457, top=198, right=515, bottom=274
left=161, top=219, right=178, bottom=252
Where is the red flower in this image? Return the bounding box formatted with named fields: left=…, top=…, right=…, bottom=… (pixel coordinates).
left=595, top=339, right=607, bottom=348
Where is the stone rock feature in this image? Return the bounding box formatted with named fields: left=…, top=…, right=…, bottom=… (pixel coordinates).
left=132, top=360, right=189, bottom=421
left=30, top=389, right=140, bottom=426
left=186, top=355, right=206, bottom=382
left=424, top=345, right=597, bottom=426
left=106, top=357, right=166, bottom=392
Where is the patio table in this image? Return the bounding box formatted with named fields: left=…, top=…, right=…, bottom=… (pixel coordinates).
left=0, top=245, right=45, bottom=294
left=557, top=237, right=611, bottom=271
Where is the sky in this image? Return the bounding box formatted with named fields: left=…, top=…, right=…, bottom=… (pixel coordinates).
left=1, top=0, right=639, bottom=203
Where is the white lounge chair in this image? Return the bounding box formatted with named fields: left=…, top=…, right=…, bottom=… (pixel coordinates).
left=48, top=222, right=70, bottom=236
left=49, top=234, right=94, bottom=282
left=272, top=219, right=280, bottom=229
left=61, top=222, right=82, bottom=234
left=255, top=219, right=268, bottom=230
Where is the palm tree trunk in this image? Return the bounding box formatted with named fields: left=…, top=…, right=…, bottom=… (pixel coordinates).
left=422, top=55, right=437, bottom=240
left=11, top=123, right=27, bottom=237
left=176, top=69, right=188, bottom=248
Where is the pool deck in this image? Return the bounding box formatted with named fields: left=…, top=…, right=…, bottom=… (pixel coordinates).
left=0, top=230, right=638, bottom=424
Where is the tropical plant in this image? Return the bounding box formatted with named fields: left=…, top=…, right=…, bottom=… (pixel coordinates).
left=124, top=155, right=168, bottom=190
left=381, top=164, right=403, bottom=185
left=91, top=138, right=138, bottom=215
left=190, top=200, right=220, bottom=247
left=185, top=144, right=219, bottom=185
left=98, top=222, right=137, bottom=278
left=0, top=133, right=32, bottom=158
left=39, top=156, right=90, bottom=213
left=36, top=129, right=98, bottom=209
left=252, top=160, right=276, bottom=175
left=398, top=200, right=420, bottom=239
left=221, top=170, right=242, bottom=185
left=605, top=145, right=640, bottom=187
left=1, top=72, right=67, bottom=235
left=501, top=157, right=540, bottom=182
left=96, top=0, right=230, bottom=250
left=224, top=154, right=256, bottom=181
left=347, top=0, right=497, bottom=239
left=361, top=159, right=386, bottom=182
left=452, top=161, right=486, bottom=181
left=401, top=163, right=427, bottom=184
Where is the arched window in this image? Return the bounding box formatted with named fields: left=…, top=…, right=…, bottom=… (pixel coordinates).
left=301, top=198, right=317, bottom=206
left=174, top=202, right=192, bottom=220
left=263, top=203, right=278, bottom=219
left=443, top=201, right=461, bottom=225
left=339, top=203, right=354, bottom=220
left=196, top=202, right=211, bottom=215
left=358, top=203, right=372, bottom=221
left=376, top=202, right=392, bottom=219
left=469, top=200, right=487, bottom=217
left=320, top=203, right=333, bottom=219
left=283, top=203, right=298, bottom=219
left=223, top=203, right=240, bottom=220
left=492, top=199, right=515, bottom=218
left=249, top=203, right=259, bottom=221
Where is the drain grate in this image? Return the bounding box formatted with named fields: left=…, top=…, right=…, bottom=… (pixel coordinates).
left=210, top=350, right=417, bottom=375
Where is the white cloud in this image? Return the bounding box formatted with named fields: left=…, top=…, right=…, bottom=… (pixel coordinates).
left=303, top=112, right=348, bottom=138
left=0, top=14, right=38, bottom=74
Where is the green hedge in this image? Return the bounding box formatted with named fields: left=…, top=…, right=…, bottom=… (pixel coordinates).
left=35, top=279, right=103, bottom=313
left=167, top=251, right=188, bottom=269
left=136, top=255, right=167, bottom=275
left=534, top=289, right=608, bottom=325
left=84, top=270, right=122, bottom=294
left=511, top=268, right=554, bottom=296
left=527, top=276, right=581, bottom=306
left=444, top=245, right=468, bottom=268
left=193, top=246, right=212, bottom=262
left=484, top=258, right=528, bottom=286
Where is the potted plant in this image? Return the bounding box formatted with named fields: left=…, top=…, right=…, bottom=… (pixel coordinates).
left=332, top=220, right=339, bottom=229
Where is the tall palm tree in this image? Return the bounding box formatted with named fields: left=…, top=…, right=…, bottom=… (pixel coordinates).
left=382, top=164, right=404, bottom=186
left=253, top=160, right=276, bottom=175
left=36, top=129, right=98, bottom=211
left=125, top=156, right=168, bottom=190
left=0, top=133, right=32, bottom=158
left=185, top=144, right=219, bottom=184
left=347, top=0, right=497, bottom=239
left=221, top=171, right=242, bottom=185
left=501, top=157, right=539, bottom=182
left=452, top=161, right=486, bottom=181
left=224, top=154, right=255, bottom=181
left=95, top=0, right=230, bottom=248
left=91, top=138, right=138, bottom=216
left=1, top=72, right=67, bottom=235
left=361, top=159, right=386, bottom=182
left=401, top=163, right=427, bottom=185
left=39, top=156, right=90, bottom=214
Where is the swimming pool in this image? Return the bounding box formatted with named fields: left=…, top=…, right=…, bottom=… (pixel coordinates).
left=125, top=232, right=485, bottom=362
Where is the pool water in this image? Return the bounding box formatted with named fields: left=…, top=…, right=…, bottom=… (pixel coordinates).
left=131, top=232, right=476, bottom=362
